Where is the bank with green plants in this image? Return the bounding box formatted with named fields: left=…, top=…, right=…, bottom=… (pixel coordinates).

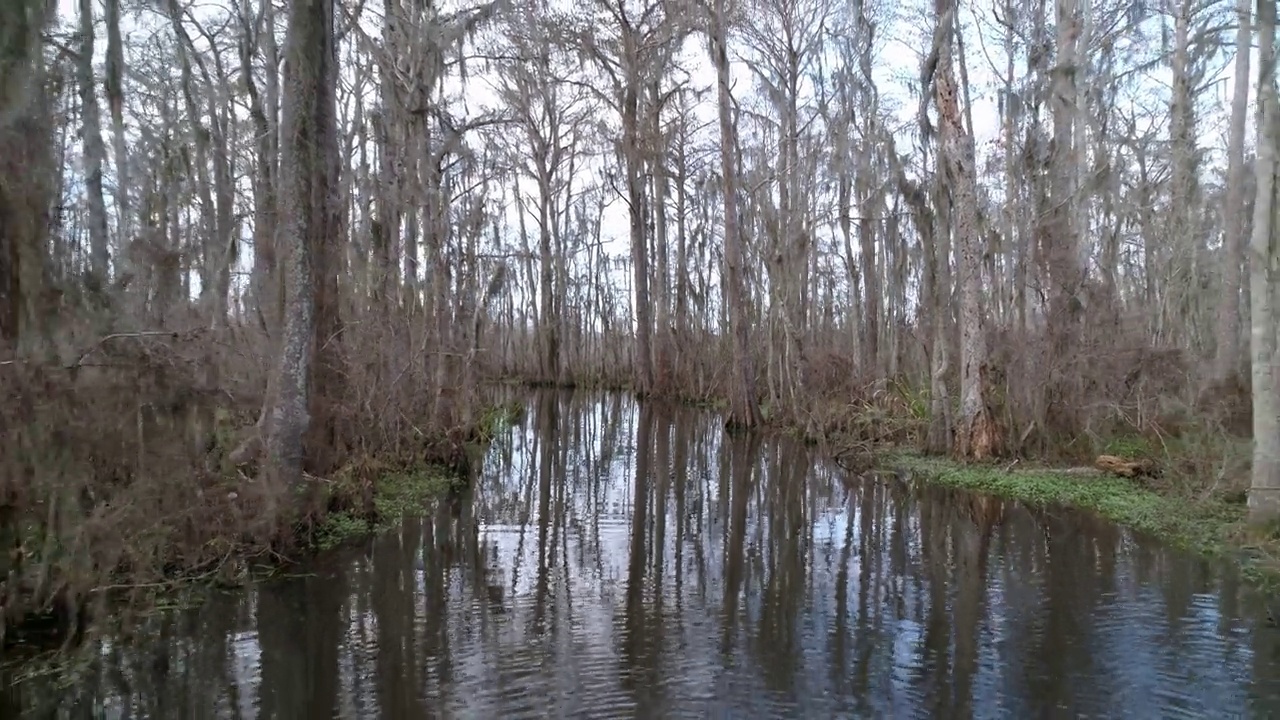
left=307, top=459, right=468, bottom=552
left=667, top=379, right=1274, bottom=583
left=247, top=396, right=521, bottom=556
left=500, top=376, right=1274, bottom=582
left=879, top=450, right=1280, bottom=586
left=309, top=396, right=525, bottom=552
left=667, top=380, right=1275, bottom=584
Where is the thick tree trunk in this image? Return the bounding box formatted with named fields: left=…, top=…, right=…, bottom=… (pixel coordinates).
left=0, top=4, right=54, bottom=347
left=623, top=73, right=654, bottom=397
left=712, top=0, right=761, bottom=429
left=78, top=0, right=112, bottom=294
left=262, top=0, right=338, bottom=495
left=934, top=0, right=999, bottom=460
left=1249, top=0, right=1280, bottom=525
left=1042, top=0, right=1086, bottom=446
left=1214, top=0, right=1253, bottom=385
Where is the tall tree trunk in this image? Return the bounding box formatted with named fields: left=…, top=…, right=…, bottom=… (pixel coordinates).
left=1167, top=0, right=1197, bottom=349
left=1041, top=0, right=1087, bottom=448
left=674, top=121, right=690, bottom=374
left=373, top=0, right=401, bottom=313
left=78, top=0, right=111, bottom=294
left=104, top=0, right=129, bottom=256
left=711, top=0, right=761, bottom=428
left=1214, top=0, right=1253, bottom=385
left=1248, top=0, right=1280, bottom=525
left=307, top=28, right=344, bottom=477
left=209, top=91, right=237, bottom=327
left=838, top=173, right=862, bottom=368
left=857, top=181, right=880, bottom=377
left=263, top=0, right=338, bottom=495
left=650, top=80, right=673, bottom=396
left=623, top=67, right=653, bottom=397
left=240, top=0, right=280, bottom=332
left=166, top=1, right=219, bottom=313
left=538, top=178, right=557, bottom=384
left=900, top=168, right=951, bottom=453
left=0, top=0, right=55, bottom=347
left=933, top=0, right=999, bottom=459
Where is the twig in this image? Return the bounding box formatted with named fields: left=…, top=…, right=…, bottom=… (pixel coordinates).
left=73, top=330, right=186, bottom=367
left=2, top=330, right=199, bottom=370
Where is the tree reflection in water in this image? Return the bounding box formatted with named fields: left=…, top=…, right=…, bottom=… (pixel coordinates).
left=5, top=390, right=1280, bottom=718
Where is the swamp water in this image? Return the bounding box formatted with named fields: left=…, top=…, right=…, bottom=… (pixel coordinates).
left=5, top=391, right=1280, bottom=718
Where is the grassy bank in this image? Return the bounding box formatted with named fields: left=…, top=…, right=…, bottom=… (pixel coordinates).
left=495, top=380, right=1277, bottom=584
left=309, top=461, right=468, bottom=552
left=314, top=398, right=524, bottom=544
left=210, top=396, right=523, bottom=560
left=661, top=385, right=1273, bottom=583
left=881, top=451, right=1280, bottom=585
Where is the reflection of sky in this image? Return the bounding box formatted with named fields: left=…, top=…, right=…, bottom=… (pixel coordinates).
left=9, top=393, right=1280, bottom=719
left=447, top=394, right=1276, bottom=718
left=230, top=630, right=260, bottom=718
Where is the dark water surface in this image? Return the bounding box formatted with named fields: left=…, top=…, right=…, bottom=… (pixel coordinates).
left=6, top=391, right=1280, bottom=718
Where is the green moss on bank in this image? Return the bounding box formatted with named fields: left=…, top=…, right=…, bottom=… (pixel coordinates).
left=309, top=399, right=523, bottom=552
left=312, top=463, right=466, bottom=552
left=474, top=400, right=525, bottom=443
left=886, top=452, right=1280, bottom=585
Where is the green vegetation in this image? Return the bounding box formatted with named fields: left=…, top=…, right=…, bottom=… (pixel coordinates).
left=312, top=510, right=373, bottom=552
left=473, top=400, right=525, bottom=443
left=887, top=451, right=1280, bottom=586
left=311, top=458, right=475, bottom=552
left=302, top=399, right=525, bottom=551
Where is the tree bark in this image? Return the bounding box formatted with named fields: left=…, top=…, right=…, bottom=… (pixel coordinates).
left=711, top=0, right=761, bottom=428
left=933, top=0, right=999, bottom=460
left=78, top=0, right=112, bottom=294
left=0, top=0, right=55, bottom=347
left=623, top=68, right=654, bottom=396
left=104, top=0, right=129, bottom=254
left=262, top=0, right=339, bottom=495
left=1042, top=0, right=1086, bottom=445
left=1214, top=0, right=1253, bottom=385
left=1249, top=0, right=1280, bottom=524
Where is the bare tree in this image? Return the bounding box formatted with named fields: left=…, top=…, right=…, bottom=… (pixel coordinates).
left=708, top=0, right=761, bottom=428
left=1213, top=0, right=1253, bottom=386
left=77, top=0, right=111, bottom=293
left=928, top=0, right=999, bottom=460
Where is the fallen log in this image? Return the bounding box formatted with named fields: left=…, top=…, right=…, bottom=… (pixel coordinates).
left=1095, top=454, right=1158, bottom=479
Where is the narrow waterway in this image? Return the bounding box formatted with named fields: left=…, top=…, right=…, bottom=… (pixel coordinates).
left=5, top=390, right=1280, bottom=718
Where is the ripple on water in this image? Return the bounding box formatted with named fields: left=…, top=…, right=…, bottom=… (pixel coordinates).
left=7, top=393, right=1280, bottom=719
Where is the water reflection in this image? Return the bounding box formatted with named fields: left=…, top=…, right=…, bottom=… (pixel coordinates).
left=6, top=390, right=1280, bottom=718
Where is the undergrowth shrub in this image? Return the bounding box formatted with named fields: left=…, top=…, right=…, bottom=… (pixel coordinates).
left=0, top=311, right=510, bottom=645
left=1, top=329, right=269, bottom=645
